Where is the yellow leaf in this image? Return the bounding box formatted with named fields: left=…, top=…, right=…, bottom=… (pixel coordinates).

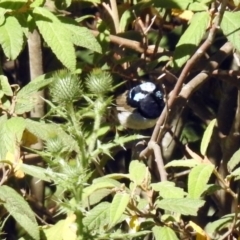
left=126, top=215, right=141, bottom=233
left=14, top=158, right=25, bottom=178
left=62, top=214, right=77, bottom=240
left=188, top=221, right=210, bottom=240
left=5, top=152, right=15, bottom=162
left=22, top=129, right=38, bottom=147
left=171, top=9, right=194, bottom=21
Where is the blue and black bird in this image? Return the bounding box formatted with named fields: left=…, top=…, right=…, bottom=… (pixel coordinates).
left=116, top=82, right=165, bottom=129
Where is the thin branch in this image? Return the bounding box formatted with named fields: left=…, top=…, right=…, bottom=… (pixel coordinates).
left=139, top=1, right=228, bottom=160
left=91, top=30, right=166, bottom=54
left=109, top=0, right=120, bottom=33
left=148, top=141, right=167, bottom=181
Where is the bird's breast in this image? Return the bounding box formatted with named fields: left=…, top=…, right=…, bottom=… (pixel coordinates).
left=117, top=111, right=158, bottom=129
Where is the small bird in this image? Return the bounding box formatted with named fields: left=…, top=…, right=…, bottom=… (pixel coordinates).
left=115, top=82, right=165, bottom=129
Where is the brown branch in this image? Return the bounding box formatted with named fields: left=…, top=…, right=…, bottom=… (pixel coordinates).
left=91, top=30, right=166, bottom=54
left=140, top=1, right=229, bottom=160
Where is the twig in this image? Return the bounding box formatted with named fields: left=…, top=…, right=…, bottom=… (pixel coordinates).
left=140, top=1, right=230, bottom=159
left=91, top=30, right=166, bottom=54
left=148, top=141, right=167, bottom=181
left=109, top=0, right=120, bottom=33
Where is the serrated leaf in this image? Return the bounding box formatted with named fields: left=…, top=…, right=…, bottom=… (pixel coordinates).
left=0, top=117, right=25, bottom=159
left=227, top=148, right=240, bottom=172
left=173, top=12, right=210, bottom=68
left=82, top=189, right=112, bottom=207
left=156, top=198, right=205, bottom=216
left=60, top=17, right=101, bottom=53
left=152, top=226, right=179, bottom=240
left=200, top=119, right=216, bottom=155
left=20, top=163, right=51, bottom=182
left=221, top=12, right=240, bottom=52
left=0, top=185, right=39, bottom=240
left=24, top=119, right=58, bottom=141
left=6, top=117, right=26, bottom=142
left=109, top=192, right=130, bottom=228
left=17, top=74, right=53, bottom=97
left=15, top=75, right=53, bottom=114
left=0, top=75, right=13, bottom=96
left=0, top=16, right=23, bottom=59
left=83, top=202, right=110, bottom=230
left=151, top=181, right=186, bottom=199
left=165, top=159, right=199, bottom=168
left=205, top=216, right=232, bottom=237
left=188, top=163, right=214, bottom=199
left=129, top=160, right=147, bottom=185
left=82, top=181, right=117, bottom=200
left=33, top=7, right=76, bottom=70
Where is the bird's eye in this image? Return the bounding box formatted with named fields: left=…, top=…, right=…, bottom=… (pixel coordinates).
left=155, top=90, right=163, bottom=99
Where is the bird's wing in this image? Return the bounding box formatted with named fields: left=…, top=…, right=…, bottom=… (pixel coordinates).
left=115, top=91, right=136, bottom=113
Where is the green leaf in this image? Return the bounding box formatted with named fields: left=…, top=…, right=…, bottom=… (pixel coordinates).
left=82, top=181, right=117, bottom=200
left=228, top=167, right=240, bottom=180
left=152, top=226, right=179, bottom=240
left=82, top=189, right=112, bottom=207
left=60, top=17, right=101, bottom=53
left=0, top=0, right=26, bottom=10
left=0, top=185, right=39, bottom=240
left=15, top=75, right=53, bottom=114
left=20, top=163, right=51, bottom=182
left=156, top=198, right=205, bottom=216
left=30, top=0, right=45, bottom=7
left=109, top=231, right=151, bottom=239
left=151, top=181, right=186, bottom=199
left=188, top=163, right=214, bottom=199
left=221, top=12, right=240, bottom=51
left=103, top=173, right=130, bottom=180
left=165, top=159, right=199, bottom=168
left=109, top=192, right=130, bottom=228
left=200, top=119, right=216, bottom=155
left=227, top=148, right=240, bottom=172
left=24, top=119, right=57, bottom=141
left=83, top=202, right=110, bottom=230
left=33, top=7, right=76, bottom=70
left=173, top=12, right=210, bottom=68
left=17, top=72, right=53, bottom=98
left=205, top=216, right=232, bottom=237
left=129, top=160, right=147, bottom=185
left=6, top=117, right=26, bottom=141
left=0, top=117, right=26, bottom=159
left=0, top=8, right=7, bottom=25
left=0, top=75, right=13, bottom=96
left=0, top=16, right=24, bottom=59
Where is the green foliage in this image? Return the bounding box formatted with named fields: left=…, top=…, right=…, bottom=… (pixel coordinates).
left=188, top=163, right=214, bottom=199
left=0, top=185, right=39, bottom=240
left=1, top=0, right=240, bottom=239
left=200, top=118, right=216, bottom=156
left=173, top=12, right=210, bottom=68
left=0, top=16, right=24, bottom=60
left=221, top=12, right=240, bottom=52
